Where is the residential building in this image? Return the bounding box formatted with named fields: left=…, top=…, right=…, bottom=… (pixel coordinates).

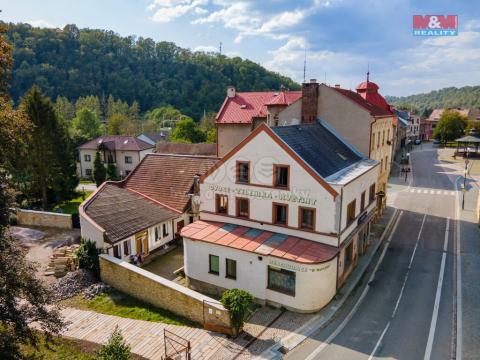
left=80, top=153, right=218, bottom=259
left=214, top=78, right=395, bottom=213
left=137, top=130, right=170, bottom=146
left=78, top=136, right=154, bottom=179
left=215, top=86, right=302, bottom=157
left=181, top=121, right=379, bottom=312
left=156, top=142, right=217, bottom=156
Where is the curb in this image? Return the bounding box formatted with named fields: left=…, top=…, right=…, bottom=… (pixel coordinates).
left=255, top=208, right=401, bottom=360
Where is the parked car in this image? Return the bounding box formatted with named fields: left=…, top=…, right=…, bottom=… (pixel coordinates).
left=433, top=139, right=441, bottom=145
left=414, top=139, right=422, bottom=145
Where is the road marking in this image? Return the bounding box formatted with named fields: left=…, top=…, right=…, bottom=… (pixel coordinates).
left=303, top=211, right=404, bottom=360
left=455, top=176, right=463, bottom=360
left=437, top=190, right=442, bottom=195
left=430, top=190, right=435, bottom=194
left=368, top=322, right=391, bottom=360
left=424, top=218, right=450, bottom=360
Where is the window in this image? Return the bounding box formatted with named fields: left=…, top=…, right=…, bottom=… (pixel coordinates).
left=387, top=129, right=390, bottom=142
left=377, top=132, right=380, bottom=148
left=155, top=227, right=159, bottom=241
left=381, top=159, right=383, bottom=172
left=274, top=165, right=289, bottom=188
left=344, top=241, right=354, bottom=271
left=361, top=191, right=366, bottom=211
left=163, top=223, right=168, bottom=237
left=236, top=161, right=250, bottom=184
left=123, top=241, right=130, bottom=256
left=273, top=203, right=288, bottom=225
left=347, top=200, right=356, bottom=225
left=268, top=266, right=295, bottom=296
left=209, top=254, right=219, bottom=275
left=236, top=198, right=249, bottom=218
left=382, top=130, right=385, bottom=145
left=84, top=154, right=91, bottom=162
left=369, top=184, right=376, bottom=203
left=113, top=244, right=121, bottom=259
left=226, top=258, right=237, bottom=279
left=371, top=135, right=375, bottom=150
left=85, top=169, right=92, bottom=176
left=216, top=194, right=229, bottom=214
left=125, top=156, right=132, bottom=164
left=385, top=156, right=389, bottom=171
left=299, top=207, right=315, bottom=230
left=125, top=170, right=131, bottom=176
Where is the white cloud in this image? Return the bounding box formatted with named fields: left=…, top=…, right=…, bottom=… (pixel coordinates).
left=148, top=0, right=208, bottom=23
left=26, top=19, right=57, bottom=28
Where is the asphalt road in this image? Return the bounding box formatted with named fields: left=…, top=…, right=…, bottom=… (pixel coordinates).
left=286, top=147, right=459, bottom=360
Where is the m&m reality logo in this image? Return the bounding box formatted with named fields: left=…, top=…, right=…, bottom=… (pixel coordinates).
left=413, top=15, right=458, bottom=36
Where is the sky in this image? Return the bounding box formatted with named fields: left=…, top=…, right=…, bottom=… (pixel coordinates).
left=1, top=0, right=479, bottom=96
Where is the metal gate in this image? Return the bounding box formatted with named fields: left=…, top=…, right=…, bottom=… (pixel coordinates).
left=163, top=329, right=191, bottom=360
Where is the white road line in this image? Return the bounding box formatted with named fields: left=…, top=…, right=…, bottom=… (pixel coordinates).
left=423, top=218, right=450, bottom=360
left=437, top=190, right=442, bottom=195
left=423, top=189, right=429, bottom=194
left=368, top=322, right=391, bottom=360
left=304, top=211, right=404, bottom=360
left=430, top=190, right=435, bottom=194
left=455, top=177, right=463, bottom=360
left=409, top=214, right=427, bottom=269
left=450, top=191, right=456, bottom=196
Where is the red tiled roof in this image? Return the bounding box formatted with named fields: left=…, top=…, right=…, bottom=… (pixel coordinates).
left=331, top=87, right=393, bottom=117
left=78, top=136, right=154, bottom=151
left=216, top=91, right=302, bottom=124
left=181, top=220, right=338, bottom=264
left=121, top=154, right=218, bottom=212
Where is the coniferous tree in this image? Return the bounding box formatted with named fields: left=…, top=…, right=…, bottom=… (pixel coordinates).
left=20, top=86, right=78, bottom=209
left=93, top=151, right=106, bottom=186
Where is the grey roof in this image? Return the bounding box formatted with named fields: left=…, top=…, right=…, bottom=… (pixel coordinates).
left=272, top=121, right=363, bottom=178
left=84, top=183, right=177, bottom=244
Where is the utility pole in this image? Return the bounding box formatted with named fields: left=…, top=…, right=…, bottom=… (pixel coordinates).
left=219, top=42, right=222, bottom=55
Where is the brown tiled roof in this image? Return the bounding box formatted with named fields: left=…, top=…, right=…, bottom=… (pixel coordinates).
left=122, top=154, right=218, bottom=212
left=155, top=142, right=216, bottom=156
left=78, top=136, right=154, bottom=151
left=181, top=221, right=338, bottom=264
left=331, top=87, right=393, bottom=117
left=84, top=183, right=177, bottom=244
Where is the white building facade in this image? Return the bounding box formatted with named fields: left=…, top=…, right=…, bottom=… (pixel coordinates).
left=182, top=122, right=379, bottom=312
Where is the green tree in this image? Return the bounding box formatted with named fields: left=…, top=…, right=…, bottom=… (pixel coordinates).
left=93, top=151, right=106, bottom=186
left=171, top=118, right=206, bottom=143
left=20, top=86, right=78, bottom=209
left=97, top=326, right=131, bottom=360
left=76, top=238, right=100, bottom=278
left=206, top=128, right=216, bottom=143
left=75, top=95, right=102, bottom=119
left=433, top=110, right=468, bottom=143
left=0, top=177, right=65, bottom=358
left=108, top=113, right=135, bottom=135
left=54, top=95, right=76, bottom=123
left=106, top=154, right=117, bottom=180
left=220, top=289, right=253, bottom=334
left=72, top=108, right=103, bottom=140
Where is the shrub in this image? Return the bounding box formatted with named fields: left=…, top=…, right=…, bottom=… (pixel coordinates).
left=220, top=289, right=253, bottom=333
left=76, top=238, right=100, bottom=278
left=96, top=326, right=131, bottom=360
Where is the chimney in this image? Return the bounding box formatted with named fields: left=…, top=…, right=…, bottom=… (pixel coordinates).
left=334, top=84, right=341, bottom=88
left=301, top=80, right=319, bottom=123
left=227, top=86, right=236, bottom=98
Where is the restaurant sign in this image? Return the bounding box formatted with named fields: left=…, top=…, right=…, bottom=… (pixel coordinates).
left=269, top=259, right=331, bottom=273
left=208, top=184, right=317, bottom=206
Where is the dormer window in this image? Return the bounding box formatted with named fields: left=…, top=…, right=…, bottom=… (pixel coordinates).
left=274, top=165, right=289, bottom=188
left=236, top=161, right=250, bottom=184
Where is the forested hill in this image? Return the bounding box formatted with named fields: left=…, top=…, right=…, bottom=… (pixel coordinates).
left=386, top=86, right=480, bottom=115
left=4, top=23, right=299, bottom=120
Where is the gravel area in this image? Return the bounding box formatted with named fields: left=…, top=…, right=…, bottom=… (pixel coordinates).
left=50, top=269, right=98, bottom=301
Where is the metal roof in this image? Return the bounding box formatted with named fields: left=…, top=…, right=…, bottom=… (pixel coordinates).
left=272, top=122, right=363, bottom=178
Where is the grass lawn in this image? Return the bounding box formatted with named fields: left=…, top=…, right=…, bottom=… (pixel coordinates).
left=53, top=191, right=93, bottom=214
left=20, top=336, right=97, bottom=360
left=62, top=289, right=198, bottom=327
left=79, top=179, right=94, bottom=184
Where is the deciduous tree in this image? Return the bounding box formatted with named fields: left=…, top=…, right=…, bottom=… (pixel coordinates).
left=170, top=118, right=206, bottom=143
left=72, top=108, right=103, bottom=140
left=433, top=110, right=468, bottom=143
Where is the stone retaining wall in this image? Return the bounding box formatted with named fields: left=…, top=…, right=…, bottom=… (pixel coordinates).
left=16, top=209, right=72, bottom=229
left=99, top=255, right=233, bottom=334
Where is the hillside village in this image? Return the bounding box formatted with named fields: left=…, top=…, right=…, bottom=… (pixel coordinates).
left=1, top=8, right=480, bottom=360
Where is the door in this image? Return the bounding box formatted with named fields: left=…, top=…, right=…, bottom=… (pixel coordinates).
left=142, top=237, right=149, bottom=254
left=135, top=231, right=148, bottom=254
left=176, top=220, right=185, bottom=238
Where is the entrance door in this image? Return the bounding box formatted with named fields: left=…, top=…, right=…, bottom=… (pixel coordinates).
left=135, top=231, right=148, bottom=254
left=176, top=220, right=185, bottom=236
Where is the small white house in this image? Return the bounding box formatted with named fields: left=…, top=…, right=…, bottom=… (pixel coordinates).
left=79, top=153, right=218, bottom=260
left=181, top=121, right=379, bottom=312
left=77, top=135, right=155, bottom=179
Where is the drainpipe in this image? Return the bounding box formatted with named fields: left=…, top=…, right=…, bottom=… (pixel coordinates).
left=336, top=187, right=344, bottom=290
